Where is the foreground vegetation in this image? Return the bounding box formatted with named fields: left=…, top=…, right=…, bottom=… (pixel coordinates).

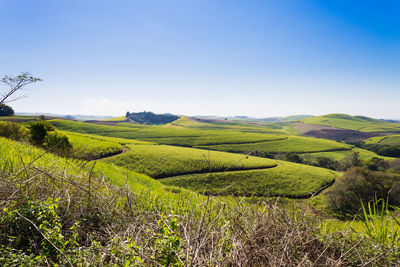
left=2, top=137, right=400, bottom=265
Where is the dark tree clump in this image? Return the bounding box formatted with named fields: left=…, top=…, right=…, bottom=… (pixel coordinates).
left=0, top=104, right=14, bottom=116
left=126, top=111, right=179, bottom=125
left=44, top=131, right=72, bottom=154
left=327, top=167, right=400, bottom=217
left=29, top=120, right=55, bottom=145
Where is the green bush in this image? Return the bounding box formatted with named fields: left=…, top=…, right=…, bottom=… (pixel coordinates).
left=327, top=167, right=400, bottom=217
left=44, top=131, right=72, bottom=155
left=338, top=151, right=362, bottom=171
left=364, top=157, right=390, bottom=171
left=0, top=104, right=14, bottom=116
left=29, top=120, right=55, bottom=145
left=0, top=121, right=29, bottom=141
left=0, top=198, right=78, bottom=264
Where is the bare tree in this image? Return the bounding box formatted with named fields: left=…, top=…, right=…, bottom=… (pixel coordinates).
left=0, top=72, right=41, bottom=105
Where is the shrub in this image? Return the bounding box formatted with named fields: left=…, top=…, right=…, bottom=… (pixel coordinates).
left=0, top=104, right=14, bottom=116
left=0, top=121, right=29, bottom=141
left=44, top=131, right=72, bottom=155
left=364, top=157, right=390, bottom=171
left=275, top=152, right=303, bottom=163
left=326, top=167, right=400, bottom=217
left=30, top=120, right=55, bottom=145
left=338, top=151, right=362, bottom=171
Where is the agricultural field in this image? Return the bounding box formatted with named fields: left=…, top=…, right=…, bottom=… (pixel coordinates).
left=47, top=117, right=396, bottom=164
left=161, top=160, right=338, bottom=198
left=301, top=147, right=395, bottom=161
left=0, top=115, right=57, bottom=122
left=0, top=136, right=204, bottom=212
left=101, top=144, right=277, bottom=178
left=196, top=136, right=352, bottom=154
left=136, top=133, right=286, bottom=147
left=365, top=135, right=400, bottom=146
left=104, top=116, right=127, bottom=122
left=301, top=113, right=400, bottom=132
left=362, top=134, right=400, bottom=157
left=167, top=116, right=292, bottom=134
left=48, top=119, right=143, bottom=138
left=62, top=131, right=124, bottom=160
left=49, top=119, right=291, bottom=147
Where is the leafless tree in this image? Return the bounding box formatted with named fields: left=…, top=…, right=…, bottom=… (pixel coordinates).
left=0, top=72, right=41, bottom=105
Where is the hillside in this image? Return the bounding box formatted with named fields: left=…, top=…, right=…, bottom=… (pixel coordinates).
left=300, top=113, right=400, bottom=133
left=1, top=116, right=400, bottom=265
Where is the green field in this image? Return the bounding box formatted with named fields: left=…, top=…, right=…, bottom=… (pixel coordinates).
left=104, top=116, right=127, bottom=122
left=365, top=135, right=400, bottom=146
left=161, top=160, right=338, bottom=198
left=196, top=136, right=351, bottom=154
left=101, top=144, right=277, bottom=178
left=62, top=131, right=124, bottom=160
left=0, top=115, right=54, bottom=122
left=301, top=147, right=395, bottom=161
left=49, top=119, right=291, bottom=147
left=49, top=119, right=143, bottom=137
left=301, top=114, right=400, bottom=132
left=0, top=136, right=206, bottom=215
left=56, top=130, right=153, bottom=160
left=167, top=116, right=291, bottom=134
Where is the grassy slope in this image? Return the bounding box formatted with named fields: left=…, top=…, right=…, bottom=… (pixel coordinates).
left=167, top=116, right=290, bottom=134
left=104, top=116, right=127, bottom=121
left=43, top=121, right=341, bottom=197
left=301, top=114, right=400, bottom=132
left=62, top=131, right=123, bottom=160
left=196, top=136, right=351, bottom=154
left=101, top=144, right=277, bottom=178
left=302, top=147, right=395, bottom=161
left=161, top=160, right=339, bottom=198
left=0, top=137, right=205, bottom=211
left=49, top=119, right=290, bottom=147
left=365, top=135, right=400, bottom=146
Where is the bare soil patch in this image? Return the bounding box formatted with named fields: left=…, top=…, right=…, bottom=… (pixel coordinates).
left=294, top=122, right=382, bottom=141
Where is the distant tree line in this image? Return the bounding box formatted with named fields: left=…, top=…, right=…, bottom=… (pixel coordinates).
left=125, top=111, right=179, bottom=125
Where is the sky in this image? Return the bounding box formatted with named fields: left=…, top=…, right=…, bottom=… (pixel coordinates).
left=0, top=0, right=399, bottom=119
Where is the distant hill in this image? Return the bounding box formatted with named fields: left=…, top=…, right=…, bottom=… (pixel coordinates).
left=126, top=111, right=179, bottom=125
left=16, top=112, right=113, bottom=121
left=194, top=115, right=312, bottom=123
left=258, top=115, right=312, bottom=122
left=300, top=113, right=400, bottom=133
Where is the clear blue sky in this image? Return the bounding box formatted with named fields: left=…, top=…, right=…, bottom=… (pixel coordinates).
left=1, top=0, right=399, bottom=118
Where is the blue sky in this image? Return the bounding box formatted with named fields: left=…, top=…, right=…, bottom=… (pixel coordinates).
left=1, top=0, right=399, bottom=118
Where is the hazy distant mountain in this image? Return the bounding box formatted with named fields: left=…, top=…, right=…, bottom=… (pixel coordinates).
left=16, top=112, right=113, bottom=121
left=194, top=115, right=312, bottom=123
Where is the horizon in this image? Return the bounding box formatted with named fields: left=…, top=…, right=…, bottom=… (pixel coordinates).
left=15, top=111, right=400, bottom=121
left=1, top=1, right=400, bottom=119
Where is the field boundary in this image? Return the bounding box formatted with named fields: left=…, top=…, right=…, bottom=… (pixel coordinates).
left=155, top=164, right=278, bottom=179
